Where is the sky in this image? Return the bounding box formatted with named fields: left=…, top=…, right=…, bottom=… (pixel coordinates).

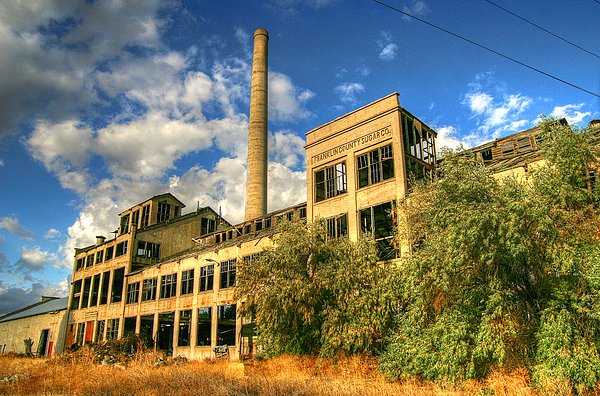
left=0, top=0, right=598, bottom=315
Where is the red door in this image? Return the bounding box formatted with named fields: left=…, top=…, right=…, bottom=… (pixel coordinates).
left=48, top=341, right=54, bottom=356
left=85, top=321, right=94, bottom=343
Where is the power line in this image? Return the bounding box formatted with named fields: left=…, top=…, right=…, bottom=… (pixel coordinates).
left=371, top=0, right=600, bottom=98
left=485, top=0, right=599, bottom=59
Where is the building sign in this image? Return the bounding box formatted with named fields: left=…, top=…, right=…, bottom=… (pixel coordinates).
left=311, top=126, right=392, bottom=165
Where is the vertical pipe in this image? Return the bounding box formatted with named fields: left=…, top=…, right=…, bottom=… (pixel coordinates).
left=244, top=28, right=269, bottom=221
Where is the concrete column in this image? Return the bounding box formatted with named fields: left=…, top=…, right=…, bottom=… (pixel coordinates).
left=244, top=28, right=269, bottom=221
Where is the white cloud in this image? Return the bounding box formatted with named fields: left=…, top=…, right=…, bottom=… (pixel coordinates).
left=356, top=65, right=371, bottom=77
left=377, top=31, right=398, bottom=61
left=44, top=228, right=61, bottom=241
left=379, top=44, right=398, bottom=61
left=401, top=0, right=430, bottom=21
left=548, top=103, right=591, bottom=125
left=16, top=246, right=59, bottom=272
left=270, top=130, right=306, bottom=168
left=434, top=125, right=469, bottom=152
left=0, top=216, right=34, bottom=240
left=334, top=82, right=365, bottom=105
left=269, top=72, right=314, bottom=123
left=463, top=88, right=533, bottom=141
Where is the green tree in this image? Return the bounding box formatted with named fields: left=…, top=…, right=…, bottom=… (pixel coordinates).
left=381, top=118, right=600, bottom=392
left=235, top=219, right=398, bottom=357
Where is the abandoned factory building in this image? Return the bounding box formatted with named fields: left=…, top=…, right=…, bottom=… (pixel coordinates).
left=1, top=28, right=597, bottom=359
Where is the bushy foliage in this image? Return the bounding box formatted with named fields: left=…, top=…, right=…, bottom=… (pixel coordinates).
left=235, top=219, right=398, bottom=357
left=380, top=118, right=600, bottom=392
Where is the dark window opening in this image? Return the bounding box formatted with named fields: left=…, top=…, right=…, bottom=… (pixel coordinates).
left=99, top=271, right=110, bottom=305
left=357, top=144, right=394, bottom=188
left=315, top=161, right=347, bottom=202
left=181, top=269, right=194, bottom=295
left=90, top=274, right=100, bottom=307
left=81, top=277, right=91, bottom=309
left=136, top=241, right=160, bottom=259
left=160, top=273, right=177, bottom=299
left=119, top=214, right=130, bottom=235
left=75, top=257, right=84, bottom=271
left=360, top=201, right=397, bottom=260
left=127, top=282, right=140, bottom=304
left=200, top=265, right=214, bottom=292
left=326, top=213, right=348, bottom=239
left=86, top=255, right=94, bottom=268
left=178, top=310, right=192, bottom=347
left=111, top=267, right=125, bottom=303
left=201, top=217, right=216, bottom=235
left=105, top=246, right=114, bottom=261
left=141, top=205, right=150, bottom=228
left=158, top=312, right=174, bottom=352
left=220, top=259, right=236, bottom=289
left=141, top=278, right=157, bottom=301
left=106, top=318, right=119, bottom=340
left=481, top=148, right=493, bottom=162
left=124, top=317, right=136, bottom=337
left=140, top=315, right=154, bottom=348
left=95, top=250, right=103, bottom=264
left=71, top=280, right=82, bottom=310
left=131, top=210, right=140, bottom=230
left=197, top=307, right=212, bottom=346
left=299, top=207, right=307, bottom=219
left=96, top=320, right=105, bottom=342
left=501, top=142, right=515, bottom=156
left=157, top=201, right=171, bottom=223
left=115, top=241, right=128, bottom=257
left=217, top=304, right=236, bottom=346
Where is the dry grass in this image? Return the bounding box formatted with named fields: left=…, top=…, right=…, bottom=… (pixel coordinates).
left=0, top=352, right=540, bottom=396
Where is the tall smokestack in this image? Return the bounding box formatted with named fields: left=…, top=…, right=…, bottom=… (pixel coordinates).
left=245, top=28, right=269, bottom=221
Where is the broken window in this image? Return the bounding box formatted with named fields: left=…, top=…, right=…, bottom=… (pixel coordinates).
left=178, top=310, right=192, bottom=347
left=299, top=208, right=307, bottom=219
left=111, top=267, right=125, bottom=303
left=480, top=148, right=493, bottom=162
left=106, top=318, right=119, bottom=340
left=516, top=136, right=532, bottom=153
left=360, top=201, right=398, bottom=260
left=158, top=312, right=174, bottom=351
left=95, top=250, right=103, bottom=264
left=160, top=273, right=177, bottom=299
left=119, top=214, right=130, bottom=235
left=90, top=274, right=100, bottom=307
left=142, top=278, right=157, bottom=301
left=501, top=141, right=515, bottom=156
left=406, top=156, right=434, bottom=188
left=357, top=144, right=394, bottom=188
left=105, top=246, right=114, bottom=261
left=124, top=317, right=136, bottom=337
left=99, top=271, right=110, bottom=305
left=264, top=217, right=272, bottom=228
left=136, top=241, right=160, bottom=259
left=244, top=224, right=252, bottom=234
left=76, top=257, right=84, bottom=271
left=315, top=161, right=347, bottom=202
left=75, top=323, right=85, bottom=345
left=220, top=259, right=236, bottom=289
left=326, top=213, right=348, bottom=239
left=286, top=211, right=293, bottom=221
left=86, top=254, right=94, bottom=268
left=81, top=277, right=91, bottom=309
left=174, top=206, right=181, bottom=218
left=127, top=282, right=140, bottom=304
left=115, top=241, right=128, bottom=257
left=197, top=307, right=212, bottom=346
left=157, top=201, right=171, bottom=223
left=131, top=209, right=140, bottom=230
left=199, top=265, right=214, bottom=292
left=71, top=280, right=82, bottom=310
left=180, top=269, right=194, bottom=295
left=95, top=320, right=105, bottom=342
left=141, top=205, right=150, bottom=228
left=255, top=219, right=263, bottom=231
left=217, top=304, right=236, bottom=346
left=201, top=217, right=216, bottom=235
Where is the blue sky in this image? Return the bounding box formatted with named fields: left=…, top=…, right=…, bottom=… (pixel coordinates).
left=0, top=0, right=598, bottom=314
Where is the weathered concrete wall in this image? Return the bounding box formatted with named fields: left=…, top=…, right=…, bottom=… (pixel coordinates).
left=0, top=311, right=67, bottom=356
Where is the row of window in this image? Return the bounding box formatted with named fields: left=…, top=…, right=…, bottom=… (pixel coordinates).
left=314, top=144, right=395, bottom=204
left=212, top=208, right=306, bottom=245
left=125, top=257, right=246, bottom=305
left=75, top=241, right=128, bottom=271
left=71, top=268, right=125, bottom=310
left=74, top=305, right=236, bottom=349
left=324, top=201, right=397, bottom=259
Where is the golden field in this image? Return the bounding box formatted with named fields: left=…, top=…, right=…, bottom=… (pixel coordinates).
left=0, top=352, right=551, bottom=395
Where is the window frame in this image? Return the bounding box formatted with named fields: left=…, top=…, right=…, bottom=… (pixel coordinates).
left=357, top=144, right=394, bottom=189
